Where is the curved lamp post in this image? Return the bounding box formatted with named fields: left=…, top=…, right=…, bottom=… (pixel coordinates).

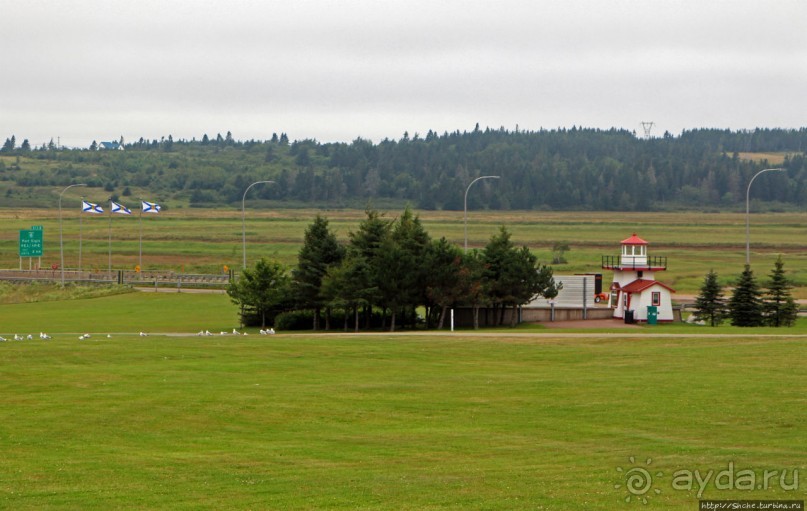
left=242, top=180, right=275, bottom=268
left=745, top=168, right=785, bottom=264
left=464, top=175, right=500, bottom=252
left=59, top=183, right=87, bottom=286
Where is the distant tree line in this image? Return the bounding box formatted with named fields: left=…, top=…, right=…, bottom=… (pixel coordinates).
left=2, top=126, right=807, bottom=211
left=227, top=208, right=561, bottom=331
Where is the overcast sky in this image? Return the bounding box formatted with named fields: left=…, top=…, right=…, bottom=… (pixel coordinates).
left=3, top=0, right=805, bottom=148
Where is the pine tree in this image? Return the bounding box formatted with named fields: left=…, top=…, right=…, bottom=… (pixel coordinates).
left=694, top=269, right=726, bottom=326
left=227, top=258, right=290, bottom=328
left=728, top=264, right=764, bottom=327
left=482, top=226, right=559, bottom=326
left=763, top=256, right=799, bottom=327
left=1, top=135, right=15, bottom=152
left=291, top=214, right=344, bottom=330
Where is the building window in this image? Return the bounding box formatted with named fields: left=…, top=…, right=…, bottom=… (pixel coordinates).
left=652, top=292, right=661, bottom=306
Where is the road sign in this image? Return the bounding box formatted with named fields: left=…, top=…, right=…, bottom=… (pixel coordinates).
left=19, top=229, right=44, bottom=257
left=31, top=225, right=43, bottom=230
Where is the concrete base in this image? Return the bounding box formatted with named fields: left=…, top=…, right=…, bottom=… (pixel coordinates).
left=452, top=307, right=614, bottom=327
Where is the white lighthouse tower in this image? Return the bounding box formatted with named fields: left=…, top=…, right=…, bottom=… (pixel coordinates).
left=602, top=234, right=675, bottom=323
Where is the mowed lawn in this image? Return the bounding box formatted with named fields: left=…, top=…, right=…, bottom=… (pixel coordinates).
left=0, top=292, right=239, bottom=334
left=1, top=324, right=806, bottom=508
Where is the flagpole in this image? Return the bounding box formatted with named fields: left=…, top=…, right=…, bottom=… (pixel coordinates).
left=108, top=201, right=112, bottom=278
left=138, top=198, right=142, bottom=276
left=79, top=196, right=83, bottom=275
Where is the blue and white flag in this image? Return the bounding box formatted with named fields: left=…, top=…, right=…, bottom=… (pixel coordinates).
left=82, top=200, right=104, bottom=214
left=141, top=201, right=161, bottom=213
left=110, top=201, right=132, bottom=215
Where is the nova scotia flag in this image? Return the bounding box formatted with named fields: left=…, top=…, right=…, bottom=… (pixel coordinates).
left=141, top=201, right=161, bottom=213
left=82, top=200, right=103, bottom=214
left=111, top=201, right=132, bottom=215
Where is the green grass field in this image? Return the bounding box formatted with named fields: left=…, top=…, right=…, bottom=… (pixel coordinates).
left=1, top=331, right=805, bottom=510
left=2, top=205, right=807, bottom=509
left=1, top=292, right=806, bottom=509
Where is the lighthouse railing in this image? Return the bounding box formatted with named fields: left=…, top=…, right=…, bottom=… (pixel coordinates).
left=602, top=255, right=667, bottom=270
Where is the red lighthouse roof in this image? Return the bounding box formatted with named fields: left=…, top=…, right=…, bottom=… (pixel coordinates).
left=621, top=233, right=648, bottom=245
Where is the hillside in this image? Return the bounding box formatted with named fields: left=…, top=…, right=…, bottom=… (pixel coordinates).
left=1, top=127, right=806, bottom=211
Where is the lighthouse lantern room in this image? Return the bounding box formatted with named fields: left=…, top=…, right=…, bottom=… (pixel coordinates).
left=602, top=234, right=675, bottom=323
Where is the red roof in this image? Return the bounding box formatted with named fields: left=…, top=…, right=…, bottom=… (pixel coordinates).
left=620, top=279, right=675, bottom=293
left=621, top=233, right=648, bottom=245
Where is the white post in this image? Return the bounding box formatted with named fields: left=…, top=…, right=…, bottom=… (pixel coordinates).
left=450, top=309, right=454, bottom=332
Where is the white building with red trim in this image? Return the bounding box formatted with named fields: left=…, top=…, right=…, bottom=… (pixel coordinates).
left=602, top=234, right=675, bottom=322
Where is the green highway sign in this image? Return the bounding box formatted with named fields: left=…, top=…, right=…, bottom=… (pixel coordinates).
left=19, top=229, right=43, bottom=257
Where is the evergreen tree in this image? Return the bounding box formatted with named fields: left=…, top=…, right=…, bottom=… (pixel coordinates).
left=227, top=258, right=290, bottom=328
left=291, top=214, right=344, bottom=330
left=482, top=226, right=559, bottom=326
left=346, top=208, right=391, bottom=328
left=20, top=139, right=30, bottom=152
left=424, top=237, right=464, bottom=329
left=1, top=135, right=15, bottom=152
left=389, top=206, right=432, bottom=328
left=321, top=252, right=372, bottom=332
left=693, top=269, right=726, bottom=326
left=460, top=249, right=488, bottom=330
left=728, top=264, right=764, bottom=327
left=375, top=234, right=410, bottom=332
left=763, top=256, right=799, bottom=327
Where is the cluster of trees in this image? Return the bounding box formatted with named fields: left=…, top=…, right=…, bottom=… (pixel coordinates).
left=694, top=257, right=799, bottom=327
left=2, top=127, right=807, bottom=211
left=227, top=208, right=560, bottom=331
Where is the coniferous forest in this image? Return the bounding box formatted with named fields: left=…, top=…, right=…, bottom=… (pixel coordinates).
left=1, top=126, right=807, bottom=211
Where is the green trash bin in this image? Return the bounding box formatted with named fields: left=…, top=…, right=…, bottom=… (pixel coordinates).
left=647, top=306, right=658, bottom=325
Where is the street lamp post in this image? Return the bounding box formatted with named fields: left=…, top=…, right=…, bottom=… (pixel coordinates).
left=745, top=168, right=785, bottom=265
left=242, top=180, right=275, bottom=268
left=464, top=175, right=500, bottom=252
left=59, top=183, right=87, bottom=286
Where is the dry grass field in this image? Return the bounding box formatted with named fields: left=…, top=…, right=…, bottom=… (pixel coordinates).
left=1, top=208, right=806, bottom=296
